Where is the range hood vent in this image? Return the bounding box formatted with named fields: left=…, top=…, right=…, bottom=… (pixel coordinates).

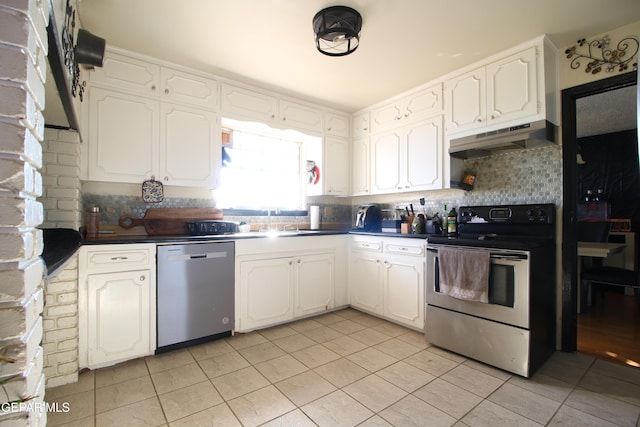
left=449, top=120, right=558, bottom=159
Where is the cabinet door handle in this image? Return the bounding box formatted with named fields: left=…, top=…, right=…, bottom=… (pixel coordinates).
left=297, top=259, right=301, bottom=264
left=164, top=176, right=169, bottom=182
left=110, top=256, right=128, bottom=261
left=151, top=85, right=156, bottom=91
left=140, top=275, right=146, bottom=281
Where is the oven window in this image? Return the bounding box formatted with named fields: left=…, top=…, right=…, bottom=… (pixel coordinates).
left=435, top=258, right=515, bottom=307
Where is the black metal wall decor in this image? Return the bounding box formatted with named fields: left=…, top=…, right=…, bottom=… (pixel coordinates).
left=565, top=35, right=639, bottom=74
left=60, top=0, right=106, bottom=101
left=61, top=0, right=83, bottom=100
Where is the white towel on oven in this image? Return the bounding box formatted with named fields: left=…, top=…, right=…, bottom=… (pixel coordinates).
left=438, top=247, right=490, bottom=303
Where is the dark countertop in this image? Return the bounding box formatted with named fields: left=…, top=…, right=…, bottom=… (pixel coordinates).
left=42, top=228, right=432, bottom=279
left=82, top=229, right=348, bottom=245
left=41, top=228, right=83, bottom=278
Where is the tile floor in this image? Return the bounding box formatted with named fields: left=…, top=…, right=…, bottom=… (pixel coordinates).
left=46, top=308, right=640, bottom=426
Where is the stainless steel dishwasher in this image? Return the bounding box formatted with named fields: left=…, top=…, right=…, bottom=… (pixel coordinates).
left=157, top=241, right=234, bottom=352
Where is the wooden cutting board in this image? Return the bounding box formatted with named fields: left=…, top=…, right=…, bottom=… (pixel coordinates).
left=118, top=208, right=223, bottom=235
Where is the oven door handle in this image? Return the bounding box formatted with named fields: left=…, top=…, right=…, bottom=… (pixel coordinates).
left=426, top=247, right=526, bottom=261
left=490, top=254, right=527, bottom=260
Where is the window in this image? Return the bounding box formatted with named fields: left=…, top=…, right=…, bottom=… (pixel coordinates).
left=217, top=120, right=319, bottom=210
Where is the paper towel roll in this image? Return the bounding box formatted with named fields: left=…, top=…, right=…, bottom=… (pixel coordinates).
left=310, top=205, right=320, bottom=230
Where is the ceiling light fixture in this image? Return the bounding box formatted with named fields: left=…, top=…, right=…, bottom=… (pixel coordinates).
left=312, top=6, right=362, bottom=57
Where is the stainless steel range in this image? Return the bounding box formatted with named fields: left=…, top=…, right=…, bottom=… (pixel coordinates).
left=425, top=203, right=556, bottom=377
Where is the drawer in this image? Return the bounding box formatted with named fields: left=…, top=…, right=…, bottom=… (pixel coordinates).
left=384, top=243, right=425, bottom=256
left=350, top=238, right=382, bottom=252
left=83, top=244, right=155, bottom=271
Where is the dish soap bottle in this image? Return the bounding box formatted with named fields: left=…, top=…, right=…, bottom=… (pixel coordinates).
left=447, top=207, right=457, bottom=236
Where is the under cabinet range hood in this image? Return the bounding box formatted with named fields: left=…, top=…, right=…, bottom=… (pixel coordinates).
left=449, top=120, right=558, bottom=159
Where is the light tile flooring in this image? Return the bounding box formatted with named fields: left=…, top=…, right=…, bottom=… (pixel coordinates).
left=46, top=308, right=640, bottom=426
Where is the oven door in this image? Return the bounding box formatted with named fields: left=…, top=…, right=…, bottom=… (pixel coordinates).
left=426, top=244, right=530, bottom=329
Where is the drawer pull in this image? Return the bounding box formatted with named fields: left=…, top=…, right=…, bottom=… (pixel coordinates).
left=110, top=256, right=129, bottom=261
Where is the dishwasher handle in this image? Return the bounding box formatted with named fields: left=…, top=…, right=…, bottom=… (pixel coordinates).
left=168, top=251, right=229, bottom=262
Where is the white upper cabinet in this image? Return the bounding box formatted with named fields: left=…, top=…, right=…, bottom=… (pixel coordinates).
left=160, top=104, right=219, bottom=187
left=486, top=47, right=538, bottom=125
left=220, top=84, right=278, bottom=123
left=91, top=50, right=219, bottom=110
left=279, top=100, right=324, bottom=133
left=352, top=111, right=370, bottom=137
left=87, top=87, right=159, bottom=183
left=91, top=52, right=160, bottom=94
left=370, top=116, right=443, bottom=194
left=351, top=135, right=370, bottom=196
left=446, top=47, right=537, bottom=135
left=370, top=84, right=443, bottom=133
left=160, top=67, right=220, bottom=109
left=323, top=136, right=350, bottom=196
left=221, top=83, right=326, bottom=134
left=445, top=37, right=558, bottom=137
left=325, top=112, right=350, bottom=138
left=86, top=88, right=220, bottom=188
left=444, top=67, right=486, bottom=135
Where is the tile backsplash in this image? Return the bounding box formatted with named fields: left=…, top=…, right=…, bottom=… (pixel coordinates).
left=82, top=145, right=562, bottom=229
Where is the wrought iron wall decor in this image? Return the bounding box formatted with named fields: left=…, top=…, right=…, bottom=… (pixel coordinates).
left=61, top=0, right=84, bottom=101
left=565, top=35, right=639, bottom=74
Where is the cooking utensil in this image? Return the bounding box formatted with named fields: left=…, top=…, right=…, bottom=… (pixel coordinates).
left=410, top=204, right=415, bottom=215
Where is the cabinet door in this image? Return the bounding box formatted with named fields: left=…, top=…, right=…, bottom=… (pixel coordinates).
left=352, top=111, right=370, bottom=136
left=239, top=258, right=294, bottom=331
left=325, top=113, right=350, bottom=137
left=87, top=269, right=152, bottom=367
left=486, top=47, right=538, bottom=126
left=349, top=253, right=383, bottom=314
left=161, top=67, right=219, bottom=110
left=323, top=136, right=349, bottom=195
left=371, top=131, right=401, bottom=194
left=370, top=103, right=403, bottom=133
left=221, top=84, right=278, bottom=123
left=445, top=67, right=486, bottom=135
left=90, top=52, right=160, bottom=95
left=404, top=116, right=443, bottom=191
left=295, top=253, right=334, bottom=317
left=351, top=136, right=370, bottom=196
left=88, top=87, right=159, bottom=183
left=403, top=84, right=443, bottom=123
left=383, top=256, right=425, bottom=329
left=278, top=100, right=324, bottom=134
left=160, top=104, right=219, bottom=188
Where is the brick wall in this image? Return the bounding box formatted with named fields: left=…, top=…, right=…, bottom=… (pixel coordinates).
left=0, top=0, right=50, bottom=424
left=41, top=128, right=82, bottom=229
left=41, top=257, right=79, bottom=388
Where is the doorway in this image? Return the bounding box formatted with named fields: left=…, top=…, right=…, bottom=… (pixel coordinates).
left=561, top=70, right=639, bottom=366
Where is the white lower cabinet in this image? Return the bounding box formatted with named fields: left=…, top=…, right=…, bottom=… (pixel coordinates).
left=236, top=237, right=342, bottom=332
left=294, top=253, right=334, bottom=317
left=349, top=236, right=425, bottom=330
left=239, top=257, right=295, bottom=330
left=79, top=244, right=156, bottom=369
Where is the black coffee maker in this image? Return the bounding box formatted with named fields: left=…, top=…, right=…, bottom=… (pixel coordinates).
left=355, top=205, right=382, bottom=231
